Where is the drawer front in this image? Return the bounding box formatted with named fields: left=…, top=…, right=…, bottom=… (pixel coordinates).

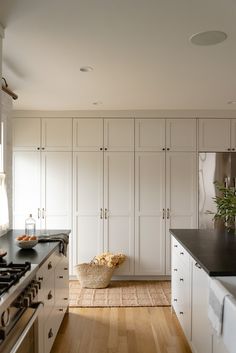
left=36, top=250, right=61, bottom=291
left=44, top=305, right=67, bottom=353
left=172, top=238, right=189, bottom=265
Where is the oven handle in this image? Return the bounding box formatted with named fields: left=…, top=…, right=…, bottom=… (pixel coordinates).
left=10, top=302, right=44, bottom=353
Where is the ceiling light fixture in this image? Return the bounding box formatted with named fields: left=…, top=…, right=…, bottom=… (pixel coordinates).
left=80, top=66, right=94, bottom=72
left=190, top=30, right=227, bottom=46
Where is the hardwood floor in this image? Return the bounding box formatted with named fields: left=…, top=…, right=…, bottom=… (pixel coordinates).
left=51, top=307, right=192, bottom=353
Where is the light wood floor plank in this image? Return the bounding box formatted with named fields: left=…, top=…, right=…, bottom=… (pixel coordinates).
left=51, top=307, right=192, bottom=353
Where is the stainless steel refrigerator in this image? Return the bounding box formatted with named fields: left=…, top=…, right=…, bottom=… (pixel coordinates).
left=199, top=152, right=236, bottom=229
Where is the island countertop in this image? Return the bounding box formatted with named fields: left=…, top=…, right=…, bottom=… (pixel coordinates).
left=170, top=229, right=236, bottom=276
left=0, top=229, right=70, bottom=266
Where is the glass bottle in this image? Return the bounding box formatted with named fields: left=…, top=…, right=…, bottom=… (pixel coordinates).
left=25, top=214, right=36, bottom=236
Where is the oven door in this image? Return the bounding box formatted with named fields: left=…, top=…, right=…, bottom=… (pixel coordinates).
left=1, top=302, right=43, bottom=353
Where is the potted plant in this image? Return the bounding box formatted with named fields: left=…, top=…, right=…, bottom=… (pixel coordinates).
left=213, top=182, right=236, bottom=231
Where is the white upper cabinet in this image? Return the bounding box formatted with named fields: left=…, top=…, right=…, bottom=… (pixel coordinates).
left=73, top=118, right=103, bottom=151
left=198, top=119, right=231, bottom=152
left=42, top=118, right=72, bottom=151
left=104, top=119, right=134, bottom=151
left=166, top=119, right=196, bottom=151
left=12, top=118, right=41, bottom=151
left=104, top=152, right=134, bottom=275
left=135, top=119, right=165, bottom=151
left=13, top=118, right=72, bottom=151
left=230, top=119, right=236, bottom=151
left=135, top=152, right=166, bottom=275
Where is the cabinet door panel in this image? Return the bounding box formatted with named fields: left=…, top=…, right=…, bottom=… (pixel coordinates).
left=135, top=119, right=165, bottom=151
left=104, top=119, right=134, bottom=151
left=42, top=118, right=72, bottom=151
left=104, top=152, right=134, bottom=275
left=199, top=119, right=230, bottom=152
left=166, top=152, right=197, bottom=274
left=135, top=152, right=165, bottom=275
left=12, top=118, right=41, bottom=151
left=13, top=151, right=41, bottom=229
left=41, top=152, right=72, bottom=230
left=73, top=152, right=103, bottom=265
left=166, top=119, right=196, bottom=151
left=230, top=119, right=236, bottom=151
left=192, top=260, right=212, bottom=353
left=73, top=118, right=103, bottom=151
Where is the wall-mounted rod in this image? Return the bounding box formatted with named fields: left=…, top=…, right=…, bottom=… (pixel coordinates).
left=2, top=77, right=18, bottom=100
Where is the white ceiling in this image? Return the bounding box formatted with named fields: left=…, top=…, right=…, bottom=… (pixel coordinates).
left=1, top=0, right=236, bottom=111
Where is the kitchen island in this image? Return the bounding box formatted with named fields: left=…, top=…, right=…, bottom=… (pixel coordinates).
left=170, top=229, right=235, bottom=353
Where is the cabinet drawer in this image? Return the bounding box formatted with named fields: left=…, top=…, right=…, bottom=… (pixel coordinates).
left=44, top=305, right=66, bottom=353
left=172, top=238, right=189, bottom=265
left=36, top=250, right=60, bottom=289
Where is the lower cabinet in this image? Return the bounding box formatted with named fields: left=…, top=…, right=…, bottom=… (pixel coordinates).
left=37, top=248, right=69, bottom=353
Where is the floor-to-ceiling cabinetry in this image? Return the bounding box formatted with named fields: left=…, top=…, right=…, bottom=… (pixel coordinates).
left=73, top=119, right=134, bottom=275
left=12, top=118, right=72, bottom=231
left=135, top=119, right=197, bottom=275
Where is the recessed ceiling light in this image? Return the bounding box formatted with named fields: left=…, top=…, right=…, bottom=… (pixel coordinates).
left=190, top=31, right=227, bottom=46
left=228, top=101, right=236, bottom=105
left=80, top=66, right=93, bottom=72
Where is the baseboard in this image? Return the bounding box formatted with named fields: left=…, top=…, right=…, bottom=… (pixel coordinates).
left=69, top=275, right=171, bottom=281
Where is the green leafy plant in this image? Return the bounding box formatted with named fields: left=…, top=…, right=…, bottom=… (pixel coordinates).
left=213, top=182, right=236, bottom=230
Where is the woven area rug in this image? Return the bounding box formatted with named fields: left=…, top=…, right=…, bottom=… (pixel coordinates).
left=69, top=280, right=171, bottom=307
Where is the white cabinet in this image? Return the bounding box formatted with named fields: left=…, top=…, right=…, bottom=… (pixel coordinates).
left=104, top=119, right=134, bottom=151
left=12, top=118, right=72, bottom=151
left=13, top=151, right=41, bottom=229
left=12, top=118, right=41, bottom=151
left=198, top=119, right=231, bottom=152
left=165, top=152, right=197, bottom=274
left=104, top=152, right=134, bottom=275
left=230, top=119, right=236, bottom=151
left=13, top=151, right=72, bottom=230
left=166, top=119, right=196, bottom=151
left=191, top=260, right=212, bottom=353
left=135, top=119, right=165, bottom=151
left=73, top=118, right=103, bottom=151
left=135, top=152, right=165, bottom=275
left=73, top=152, right=103, bottom=265
left=135, top=118, right=196, bottom=152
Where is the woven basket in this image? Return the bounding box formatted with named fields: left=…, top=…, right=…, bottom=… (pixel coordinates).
left=75, top=263, right=115, bottom=288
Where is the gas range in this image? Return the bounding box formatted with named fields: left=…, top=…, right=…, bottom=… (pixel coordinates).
left=0, top=262, right=32, bottom=296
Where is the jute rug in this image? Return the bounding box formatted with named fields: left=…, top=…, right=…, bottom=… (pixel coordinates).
left=69, top=280, right=171, bottom=307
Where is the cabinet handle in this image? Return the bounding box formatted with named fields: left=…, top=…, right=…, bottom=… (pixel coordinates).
left=173, top=268, right=178, bottom=272
left=100, top=147, right=103, bottom=151
left=180, top=252, right=184, bottom=255
left=59, top=276, right=63, bottom=279
left=180, top=278, right=184, bottom=282
left=179, top=311, right=184, bottom=315
left=37, top=208, right=41, bottom=219
left=37, top=147, right=40, bottom=151
left=64, top=267, right=68, bottom=270
left=167, top=148, right=170, bottom=151
left=47, top=291, right=53, bottom=300
left=232, top=148, right=235, bottom=151
left=48, top=261, right=52, bottom=270
left=104, top=208, right=108, bottom=219
left=195, top=262, right=202, bottom=269
left=48, top=328, right=53, bottom=339
left=59, top=308, right=63, bottom=312
left=38, top=276, right=43, bottom=281
left=174, top=298, right=177, bottom=302
left=42, top=208, right=45, bottom=219
left=162, top=208, right=165, bottom=219
left=64, top=297, right=68, bottom=300
left=105, top=147, right=107, bottom=151
left=100, top=208, right=103, bottom=219
left=174, top=244, right=178, bottom=248
left=42, top=147, right=45, bottom=150
left=162, top=148, right=165, bottom=151
left=167, top=208, right=170, bottom=219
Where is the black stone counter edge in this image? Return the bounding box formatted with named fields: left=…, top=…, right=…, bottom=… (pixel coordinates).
left=169, top=230, right=236, bottom=277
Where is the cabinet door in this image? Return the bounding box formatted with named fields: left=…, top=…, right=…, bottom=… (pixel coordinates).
left=73, top=152, right=103, bottom=265
left=165, top=152, right=197, bottom=274
left=166, top=119, right=196, bottom=151
left=73, top=118, right=103, bottom=151
left=42, top=118, right=72, bottom=151
left=12, top=118, right=41, bottom=151
left=104, top=152, right=134, bottom=275
left=198, top=119, right=231, bottom=152
left=12, top=151, right=41, bottom=229
left=230, top=119, right=236, bottom=151
left=41, top=152, right=72, bottom=230
left=135, top=152, right=165, bottom=275
left=104, top=119, right=134, bottom=151
left=191, top=260, right=212, bottom=353
left=135, top=119, right=165, bottom=151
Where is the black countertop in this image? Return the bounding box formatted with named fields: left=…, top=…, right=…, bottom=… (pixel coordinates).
left=170, top=229, right=236, bottom=276
left=0, top=230, right=70, bottom=267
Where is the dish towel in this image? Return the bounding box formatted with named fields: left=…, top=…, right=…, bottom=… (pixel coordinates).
left=208, top=278, right=231, bottom=336
left=38, top=233, right=69, bottom=256
left=222, top=295, right=236, bottom=353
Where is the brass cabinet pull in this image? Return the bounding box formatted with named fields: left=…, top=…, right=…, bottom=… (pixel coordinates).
left=162, top=208, right=165, bottom=219
left=167, top=208, right=170, bottom=219
left=42, top=208, right=45, bottom=219
left=48, top=261, right=52, bottom=270
left=47, top=291, right=53, bottom=300
left=37, top=208, right=41, bottom=219
left=104, top=208, right=108, bottom=219
left=100, top=208, right=103, bottom=219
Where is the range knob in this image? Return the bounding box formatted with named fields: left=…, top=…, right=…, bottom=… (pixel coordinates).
left=23, top=293, right=32, bottom=307
left=1, top=308, right=10, bottom=327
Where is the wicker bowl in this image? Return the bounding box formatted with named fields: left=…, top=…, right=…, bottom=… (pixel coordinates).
left=75, top=263, right=114, bottom=289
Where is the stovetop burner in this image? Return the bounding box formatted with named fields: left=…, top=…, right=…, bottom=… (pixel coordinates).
left=0, top=262, right=31, bottom=296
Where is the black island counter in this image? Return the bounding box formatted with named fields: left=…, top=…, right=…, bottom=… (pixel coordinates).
left=170, top=228, right=236, bottom=276
left=0, top=229, right=70, bottom=266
